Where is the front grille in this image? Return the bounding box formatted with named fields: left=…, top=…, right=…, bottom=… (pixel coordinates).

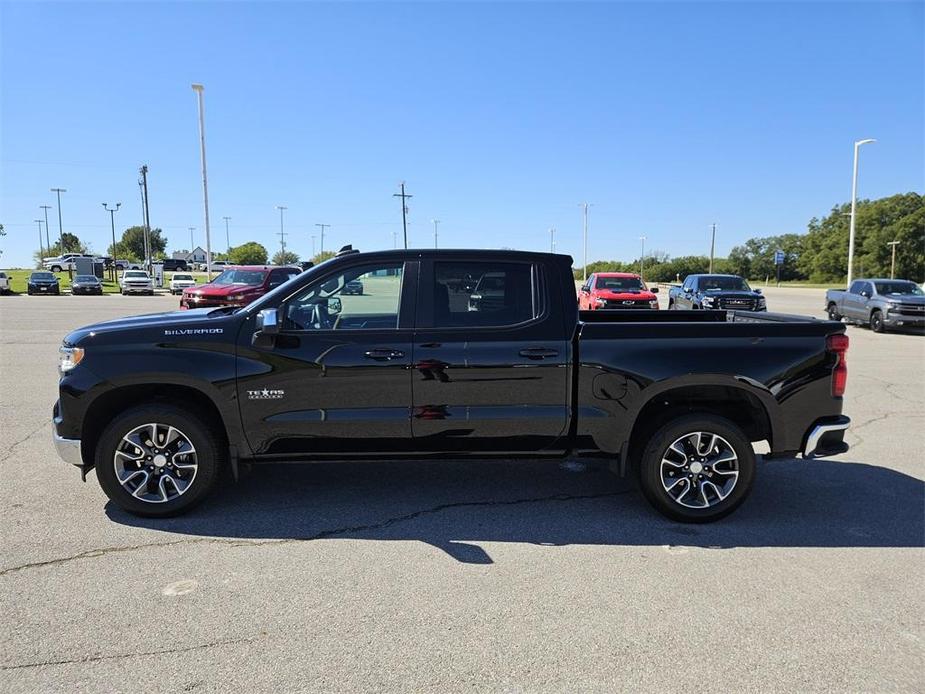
left=893, top=304, right=925, bottom=316
left=602, top=299, right=652, bottom=309
left=719, top=298, right=755, bottom=310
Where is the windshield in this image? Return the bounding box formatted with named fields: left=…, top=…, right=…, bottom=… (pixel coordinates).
left=173, top=274, right=193, bottom=281
left=31, top=272, right=55, bottom=280
left=124, top=271, right=148, bottom=278
left=595, top=276, right=644, bottom=291
left=874, top=281, right=923, bottom=296
left=700, top=276, right=751, bottom=291
left=212, top=269, right=266, bottom=286
left=75, top=275, right=98, bottom=282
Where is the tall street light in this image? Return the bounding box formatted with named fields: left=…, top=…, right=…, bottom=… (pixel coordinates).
left=579, top=202, right=592, bottom=282
left=39, top=205, right=52, bottom=253
left=709, top=223, right=717, bottom=273
left=639, top=236, right=647, bottom=279
left=34, top=220, right=44, bottom=266
left=549, top=227, right=556, bottom=253
left=188, top=226, right=196, bottom=253
left=50, top=188, right=66, bottom=252
left=431, top=219, right=440, bottom=249
left=102, top=203, right=121, bottom=282
left=887, top=240, right=900, bottom=279
left=847, top=138, right=876, bottom=287
left=191, top=84, right=213, bottom=275
left=223, top=216, right=231, bottom=253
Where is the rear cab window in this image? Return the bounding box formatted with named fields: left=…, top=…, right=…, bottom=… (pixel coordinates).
left=430, top=260, right=541, bottom=328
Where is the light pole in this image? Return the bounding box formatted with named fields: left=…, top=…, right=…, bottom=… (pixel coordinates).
left=315, top=223, right=330, bottom=257
left=549, top=227, right=556, bottom=252
left=639, top=236, right=647, bottom=279
left=223, top=216, right=231, bottom=253
left=847, top=138, right=876, bottom=287
left=39, top=205, right=52, bottom=253
left=191, top=84, right=213, bottom=275
left=50, top=188, right=66, bottom=252
left=887, top=240, right=900, bottom=279
left=276, top=206, right=288, bottom=257
left=579, top=202, right=592, bottom=282
left=34, top=220, right=44, bottom=267
left=431, top=219, right=440, bottom=249
left=709, top=223, right=717, bottom=273
left=188, top=227, right=196, bottom=253
left=103, top=203, right=121, bottom=282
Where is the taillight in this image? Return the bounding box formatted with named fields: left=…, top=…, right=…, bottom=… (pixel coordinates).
left=827, top=333, right=849, bottom=397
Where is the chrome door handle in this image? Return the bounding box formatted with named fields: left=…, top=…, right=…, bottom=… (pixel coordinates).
left=364, top=348, right=405, bottom=361
left=518, top=347, right=559, bottom=360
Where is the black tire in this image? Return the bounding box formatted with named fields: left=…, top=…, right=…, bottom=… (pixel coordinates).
left=827, top=303, right=841, bottom=321
left=95, top=404, right=225, bottom=517
left=667, top=299, right=674, bottom=310
left=51, top=265, right=62, bottom=273
left=637, top=413, right=756, bottom=523
left=870, top=310, right=885, bottom=333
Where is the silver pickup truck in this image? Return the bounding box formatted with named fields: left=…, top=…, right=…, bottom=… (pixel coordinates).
left=825, top=278, right=925, bottom=333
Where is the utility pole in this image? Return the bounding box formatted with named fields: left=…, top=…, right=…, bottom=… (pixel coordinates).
left=639, top=236, right=647, bottom=279
left=103, top=203, right=121, bottom=282
left=579, top=202, right=592, bottom=282
left=315, top=223, right=330, bottom=257
left=392, top=230, right=398, bottom=249
left=39, top=205, right=52, bottom=253
left=223, top=216, right=231, bottom=252
left=191, top=84, right=213, bottom=276
left=139, top=166, right=152, bottom=274
left=431, top=219, right=440, bottom=249
left=393, top=182, right=412, bottom=249
left=188, top=227, right=196, bottom=253
left=549, top=227, right=556, bottom=253
left=34, top=220, right=44, bottom=266
left=275, top=206, right=288, bottom=257
left=709, top=223, right=716, bottom=273
left=848, top=138, right=876, bottom=287
left=50, top=188, right=68, bottom=277
left=887, top=240, right=900, bottom=279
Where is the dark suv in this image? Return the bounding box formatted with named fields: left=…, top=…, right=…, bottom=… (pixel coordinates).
left=161, top=259, right=189, bottom=272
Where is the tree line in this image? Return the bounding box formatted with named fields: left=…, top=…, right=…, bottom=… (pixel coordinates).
left=576, top=192, right=924, bottom=283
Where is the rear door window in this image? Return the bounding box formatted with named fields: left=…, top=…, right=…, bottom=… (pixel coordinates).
left=432, top=261, right=538, bottom=328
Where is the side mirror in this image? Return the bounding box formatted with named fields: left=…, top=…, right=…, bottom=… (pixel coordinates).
left=327, top=297, right=342, bottom=315
left=256, top=308, right=280, bottom=335
left=860, top=291, right=870, bottom=298
left=651, top=287, right=659, bottom=293
left=753, top=288, right=762, bottom=294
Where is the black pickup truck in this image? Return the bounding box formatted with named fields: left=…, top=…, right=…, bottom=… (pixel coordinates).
left=54, top=247, right=850, bottom=522
left=668, top=274, right=766, bottom=311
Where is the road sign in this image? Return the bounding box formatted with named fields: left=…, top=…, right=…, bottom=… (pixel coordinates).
left=774, top=250, right=785, bottom=265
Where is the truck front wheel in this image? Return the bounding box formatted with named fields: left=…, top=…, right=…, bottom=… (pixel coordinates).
left=95, top=404, right=224, bottom=517
left=637, top=414, right=755, bottom=523
left=827, top=302, right=841, bottom=321
left=870, top=310, right=885, bottom=333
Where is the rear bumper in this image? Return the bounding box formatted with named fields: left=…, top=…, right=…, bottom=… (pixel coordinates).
left=802, top=415, right=850, bottom=458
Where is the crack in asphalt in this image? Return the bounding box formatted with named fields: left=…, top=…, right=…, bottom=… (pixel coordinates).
left=1, top=634, right=262, bottom=671
left=0, top=490, right=630, bottom=577
left=0, top=422, right=47, bottom=464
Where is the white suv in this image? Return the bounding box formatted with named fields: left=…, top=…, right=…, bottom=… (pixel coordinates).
left=120, top=270, right=154, bottom=296
left=169, top=273, right=197, bottom=295
left=0, top=271, right=10, bottom=294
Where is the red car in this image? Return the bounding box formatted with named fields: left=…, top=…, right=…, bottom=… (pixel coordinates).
left=578, top=272, right=660, bottom=310
left=180, top=265, right=302, bottom=310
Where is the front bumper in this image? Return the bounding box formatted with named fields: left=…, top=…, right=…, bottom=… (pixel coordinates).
left=802, top=415, right=850, bottom=458
left=122, top=285, right=153, bottom=294
left=884, top=311, right=925, bottom=327
left=52, top=423, right=83, bottom=467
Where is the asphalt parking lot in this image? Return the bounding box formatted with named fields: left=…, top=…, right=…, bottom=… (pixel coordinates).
left=1, top=289, right=923, bottom=692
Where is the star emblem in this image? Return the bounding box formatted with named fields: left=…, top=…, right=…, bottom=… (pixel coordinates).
left=261, top=389, right=270, bottom=397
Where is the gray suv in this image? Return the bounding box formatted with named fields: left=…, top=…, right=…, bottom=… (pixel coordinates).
left=826, top=279, right=925, bottom=333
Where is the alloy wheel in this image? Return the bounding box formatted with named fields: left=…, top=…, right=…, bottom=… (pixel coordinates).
left=113, top=423, right=198, bottom=504
left=659, top=431, right=739, bottom=509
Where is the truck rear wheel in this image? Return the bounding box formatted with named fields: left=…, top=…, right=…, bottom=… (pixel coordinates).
left=637, top=414, right=755, bottom=523
left=95, top=404, right=224, bottom=517
left=827, top=302, right=841, bottom=321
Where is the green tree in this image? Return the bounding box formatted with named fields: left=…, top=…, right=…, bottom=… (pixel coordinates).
left=227, top=242, right=269, bottom=265
left=727, top=234, right=805, bottom=281
left=109, top=226, right=167, bottom=261
left=272, top=249, right=300, bottom=265
left=310, top=250, right=336, bottom=265
left=33, top=233, right=89, bottom=267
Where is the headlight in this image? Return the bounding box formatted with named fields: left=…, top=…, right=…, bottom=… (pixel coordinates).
left=649, top=299, right=659, bottom=308
left=594, top=297, right=607, bottom=306
left=58, top=345, right=85, bottom=374
left=702, top=296, right=715, bottom=306
left=757, top=297, right=767, bottom=307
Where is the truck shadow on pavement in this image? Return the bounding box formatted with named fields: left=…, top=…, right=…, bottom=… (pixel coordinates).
left=108, top=457, right=925, bottom=564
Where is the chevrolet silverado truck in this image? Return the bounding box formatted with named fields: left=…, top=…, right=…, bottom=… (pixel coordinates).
left=53, top=247, right=850, bottom=522
left=578, top=272, right=660, bottom=310
left=180, top=265, right=301, bottom=309
left=668, top=274, right=766, bottom=311
left=825, top=278, right=925, bottom=333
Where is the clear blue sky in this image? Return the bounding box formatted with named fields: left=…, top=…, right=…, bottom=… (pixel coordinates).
left=1, top=1, right=923, bottom=268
